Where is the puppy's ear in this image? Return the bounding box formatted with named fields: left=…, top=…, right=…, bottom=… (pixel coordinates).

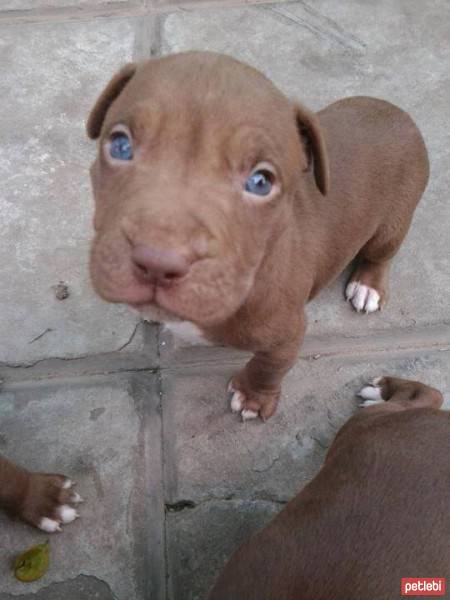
left=86, top=63, right=137, bottom=140
left=295, top=103, right=330, bottom=196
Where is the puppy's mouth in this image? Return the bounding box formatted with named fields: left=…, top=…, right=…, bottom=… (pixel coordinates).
left=126, top=278, right=186, bottom=322
left=93, top=270, right=182, bottom=320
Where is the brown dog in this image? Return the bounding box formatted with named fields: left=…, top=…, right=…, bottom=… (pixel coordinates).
left=209, top=376, right=448, bottom=599
left=0, top=455, right=82, bottom=532
left=87, top=52, right=429, bottom=420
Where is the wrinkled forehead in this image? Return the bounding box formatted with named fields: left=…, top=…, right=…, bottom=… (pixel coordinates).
left=124, top=53, right=287, bottom=110
left=102, top=54, right=296, bottom=169
left=105, top=55, right=291, bottom=132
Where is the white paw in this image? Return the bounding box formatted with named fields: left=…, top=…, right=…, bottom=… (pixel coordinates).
left=358, top=380, right=384, bottom=407
left=70, top=492, right=84, bottom=504
left=39, top=517, right=62, bottom=533
left=36, top=479, right=82, bottom=532
left=241, top=409, right=259, bottom=421
left=63, top=479, right=84, bottom=504
left=360, top=399, right=383, bottom=407
left=359, top=385, right=382, bottom=400
left=229, top=388, right=259, bottom=421
left=57, top=505, right=79, bottom=524
left=346, top=281, right=380, bottom=313
left=230, top=390, right=244, bottom=413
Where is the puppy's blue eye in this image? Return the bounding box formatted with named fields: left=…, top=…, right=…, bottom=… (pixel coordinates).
left=244, top=170, right=273, bottom=196
left=109, top=133, right=133, bottom=161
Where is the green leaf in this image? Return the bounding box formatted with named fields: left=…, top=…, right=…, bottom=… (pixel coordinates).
left=14, top=540, right=50, bottom=582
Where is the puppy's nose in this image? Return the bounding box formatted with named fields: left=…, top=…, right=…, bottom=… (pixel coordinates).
left=131, top=244, right=190, bottom=284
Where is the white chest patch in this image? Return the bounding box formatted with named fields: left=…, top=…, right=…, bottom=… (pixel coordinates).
left=163, top=321, right=212, bottom=347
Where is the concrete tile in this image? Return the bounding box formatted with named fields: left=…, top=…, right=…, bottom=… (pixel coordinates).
left=0, top=18, right=143, bottom=364
left=163, top=348, right=450, bottom=599
left=1, top=0, right=137, bottom=10
left=166, top=500, right=280, bottom=600
left=161, top=0, right=450, bottom=338
left=147, top=0, right=274, bottom=8
left=162, top=348, right=450, bottom=505
left=0, top=373, right=164, bottom=600
left=0, top=321, right=159, bottom=384
left=0, top=575, right=115, bottom=600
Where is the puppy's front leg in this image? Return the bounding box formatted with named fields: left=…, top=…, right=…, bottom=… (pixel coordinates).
left=0, top=454, right=82, bottom=532
left=0, top=455, right=29, bottom=515
left=229, top=320, right=304, bottom=421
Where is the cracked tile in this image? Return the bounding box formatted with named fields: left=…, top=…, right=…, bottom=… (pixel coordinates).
left=163, top=350, right=450, bottom=599
left=161, top=0, right=450, bottom=339
left=166, top=500, right=280, bottom=600
left=162, top=349, right=450, bottom=506
left=0, top=373, right=164, bottom=600
left=0, top=575, right=114, bottom=600
left=0, top=17, right=143, bottom=363
left=1, top=0, right=136, bottom=9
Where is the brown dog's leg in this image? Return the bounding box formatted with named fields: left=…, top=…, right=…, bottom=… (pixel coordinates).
left=346, top=219, right=412, bottom=313
left=0, top=454, right=83, bottom=532
left=228, top=330, right=303, bottom=421
left=359, top=376, right=444, bottom=412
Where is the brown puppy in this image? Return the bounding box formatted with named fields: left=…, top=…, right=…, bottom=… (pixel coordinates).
left=87, top=52, right=429, bottom=420
left=0, top=455, right=82, bottom=532
left=209, top=377, right=448, bottom=600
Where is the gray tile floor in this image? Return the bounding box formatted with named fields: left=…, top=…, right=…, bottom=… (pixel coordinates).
left=0, top=1, right=449, bottom=598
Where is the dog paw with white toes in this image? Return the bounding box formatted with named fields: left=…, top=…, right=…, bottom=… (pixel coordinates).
left=39, top=503, right=80, bottom=532
left=358, top=377, right=385, bottom=407
left=228, top=385, right=259, bottom=421
left=227, top=379, right=281, bottom=421
left=20, top=474, right=84, bottom=533
left=346, top=281, right=381, bottom=313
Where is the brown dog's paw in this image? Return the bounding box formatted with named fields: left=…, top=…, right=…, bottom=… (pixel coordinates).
left=345, top=260, right=390, bottom=314
left=358, top=376, right=387, bottom=407
left=345, top=281, right=381, bottom=313
left=20, top=474, right=83, bottom=533
left=358, top=376, right=443, bottom=411
left=228, top=379, right=280, bottom=421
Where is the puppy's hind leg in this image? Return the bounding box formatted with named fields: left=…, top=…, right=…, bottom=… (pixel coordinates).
left=359, top=376, right=443, bottom=411
left=346, top=219, right=412, bottom=314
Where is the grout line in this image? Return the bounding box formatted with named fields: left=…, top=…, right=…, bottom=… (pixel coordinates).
left=160, top=324, right=450, bottom=371
left=1, top=324, right=449, bottom=383
left=165, top=496, right=287, bottom=512
left=157, top=367, right=172, bottom=600
left=133, top=11, right=161, bottom=60
left=5, top=323, right=439, bottom=380
left=150, top=12, right=164, bottom=57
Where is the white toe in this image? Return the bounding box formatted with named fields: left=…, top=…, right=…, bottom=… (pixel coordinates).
left=241, top=409, right=258, bottom=421
left=346, top=281, right=381, bottom=313
left=58, top=505, right=78, bottom=524
left=360, top=399, right=383, bottom=407
left=359, top=385, right=383, bottom=401
left=230, top=391, right=244, bottom=413
left=62, top=478, right=73, bottom=490
left=71, top=492, right=84, bottom=504
left=353, top=284, right=369, bottom=312
left=39, top=517, right=61, bottom=533
left=345, top=281, right=358, bottom=300
left=227, top=380, right=235, bottom=393
left=372, top=376, right=383, bottom=385
left=365, top=288, right=381, bottom=313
